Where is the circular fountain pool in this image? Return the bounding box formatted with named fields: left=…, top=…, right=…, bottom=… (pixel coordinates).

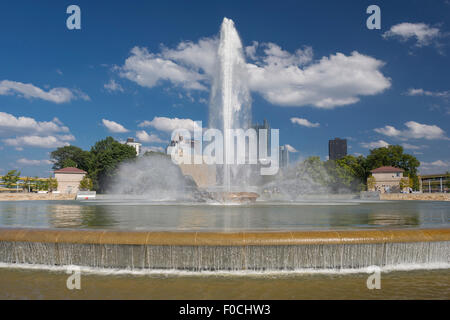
left=0, top=199, right=448, bottom=231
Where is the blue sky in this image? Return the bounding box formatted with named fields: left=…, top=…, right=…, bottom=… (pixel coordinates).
left=0, top=0, right=449, bottom=176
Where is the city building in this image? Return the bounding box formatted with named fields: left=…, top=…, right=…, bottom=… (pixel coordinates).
left=279, top=145, right=289, bottom=168
left=166, top=133, right=216, bottom=188
left=54, top=167, right=87, bottom=194
left=166, top=133, right=201, bottom=159
left=328, top=138, right=347, bottom=160
left=125, top=138, right=142, bottom=156
left=368, top=166, right=405, bottom=193
left=420, top=173, right=450, bottom=193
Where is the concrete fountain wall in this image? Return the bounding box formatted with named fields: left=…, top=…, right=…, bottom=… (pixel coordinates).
left=0, top=228, right=448, bottom=271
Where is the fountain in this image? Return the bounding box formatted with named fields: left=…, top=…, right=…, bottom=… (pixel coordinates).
left=209, top=18, right=256, bottom=202
left=0, top=18, right=449, bottom=273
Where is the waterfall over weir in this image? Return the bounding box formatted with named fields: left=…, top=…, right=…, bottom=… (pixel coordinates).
left=0, top=229, right=448, bottom=271
left=1, top=242, right=448, bottom=271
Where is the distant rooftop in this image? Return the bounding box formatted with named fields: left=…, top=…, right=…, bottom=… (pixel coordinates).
left=54, top=167, right=87, bottom=174
left=371, top=166, right=404, bottom=173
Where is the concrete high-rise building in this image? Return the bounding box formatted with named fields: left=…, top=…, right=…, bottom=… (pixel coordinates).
left=279, top=145, right=289, bottom=168
left=328, top=138, right=347, bottom=160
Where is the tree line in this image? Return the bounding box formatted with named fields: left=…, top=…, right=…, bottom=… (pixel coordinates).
left=0, top=170, right=58, bottom=192
left=50, top=136, right=423, bottom=194
left=293, top=145, right=421, bottom=192
left=50, top=136, right=137, bottom=193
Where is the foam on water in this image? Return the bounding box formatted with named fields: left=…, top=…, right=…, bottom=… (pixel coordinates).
left=0, top=262, right=449, bottom=278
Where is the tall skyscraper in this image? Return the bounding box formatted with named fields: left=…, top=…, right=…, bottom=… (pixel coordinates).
left=279, top=145, right=289, bottom=168
left=328, top=138, right=347, bottom=160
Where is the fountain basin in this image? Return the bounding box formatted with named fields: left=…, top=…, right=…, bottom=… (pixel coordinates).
left=212, top=192, right=260, bottom=203
left=1, top=228, right=448, bottom=271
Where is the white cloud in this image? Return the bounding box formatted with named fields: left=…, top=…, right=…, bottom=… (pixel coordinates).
left=383, top=23, right=441, bottom=47
left=420, top=160, right=450, bottom=174
left=161, top=38, right=218, bottom=78
left=285, top=144, right=298, bottom=153
left=290, top=117, right=320, bottom=128
left=406, top=88, right=449, bottom=99
left=3, top=135, right=71, bottom=148
left=138, top=116, right=201, bottom=133
left=57, top=134, right=76, bottom=141
left=17, top=158, right=52, bottom=166
left=248, top=51, right=390, bottom=108
left=0, top=112, right=69, bottom=136
left=374, top=121, right=448, bottom=140
left=104, top=79, right=124, bottom=92
left=120, top=46, right=208, bottom=91
left=0, top=112, right=75, bottom=150
left=245, top=41, right=259, bottom=60
left=0, top=80, right=89, bottom=104
left=401, top=143, right=423, bottom=150
left=136, top=130, right=164, bottom=143
left=119, top=37, right=391, bottom=109
left=360, top=140, right=390, bottom=149
left=102, top=119, right=129, bottom=133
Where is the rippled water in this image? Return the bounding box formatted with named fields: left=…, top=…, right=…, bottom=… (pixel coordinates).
left=0, top=200, right=448, bottom=231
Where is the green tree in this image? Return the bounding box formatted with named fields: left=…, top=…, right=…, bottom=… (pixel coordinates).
left=365, top=145, right=421, bottom=190
left=50, top=145, right=90, bottom=171
left=22, top=176, right=32, bottom=192
left=296, top=156, right=330, bottom=186
left=47, top=177, right=58, bottom=192
left=88, top=137, right=137, bottom=192
left=2, top=170, right=21, bottom=189
left=35, top=178, right=48, bottom=191
left=326, top=155, right=369, bottom=192
left=367, top=175, right=376, bottom=191
left=399, top=177, right=410, bottom=191
left=79, top=176, right=93, bottom=191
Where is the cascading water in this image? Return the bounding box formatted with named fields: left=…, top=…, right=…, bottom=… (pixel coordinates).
left=209, top=18, right=251, bottom=192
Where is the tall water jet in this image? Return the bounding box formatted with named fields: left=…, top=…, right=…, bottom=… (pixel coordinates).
left=209, top=18, right=251, bottom=192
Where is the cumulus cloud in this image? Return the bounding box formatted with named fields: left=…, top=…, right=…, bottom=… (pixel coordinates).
left=102, top=119, right=129, bottom=133
left=290, top=117, right=320, bottom=128
left=405, top=88, right=449, bottom=99
left=120, top=46, right=209, bottom=91
left=3, top=135, right=71, bottom=148
left=245, top=41, right=259, bottom=60
left=138, top=116, right=201, bottom=132
left=248, top=51, right=390, bottom=108
left=401, top=143, right=423, bottom=150
left=17, top=158, right=52, bottom=166
left=420, top=160, right=450, bottom=174
left=136, top=130, right=164, bottom=143
left=383, top=23, right=442, bottom=47
left=0, top=112, right=69, bottom=136
left=374, top=121, right=448, bottom=140
left=0, top=112, right=75, bottom=149
left=104, top=79, right=124, bottom=92
left=119, top=36, right=391, bottom=108
left=284, top=144, right=298, bottom=153
left=0, top=80, right=89, bottom=104
left=360, top=140, right=390, bottom=149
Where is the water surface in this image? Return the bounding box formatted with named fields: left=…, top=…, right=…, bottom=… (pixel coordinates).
left=0, top=200, right=448, bottom=231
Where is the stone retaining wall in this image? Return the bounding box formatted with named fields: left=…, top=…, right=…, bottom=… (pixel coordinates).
left=0, top=193, right=76, bottom=201
left=380, top=193, right=450, bottom=201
